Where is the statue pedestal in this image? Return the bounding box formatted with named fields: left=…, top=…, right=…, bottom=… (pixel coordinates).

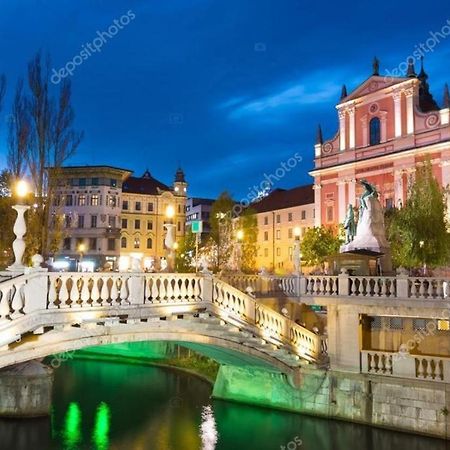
left=341, top=197, right=393, bottom=274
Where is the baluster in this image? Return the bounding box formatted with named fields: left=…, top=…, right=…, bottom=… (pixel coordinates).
left=386, top=354, right=393, bottom=374
left=100, top=277, right=110, bottom=305
left=167, top=278, right=174, bottom=301
left=380, top=278, right=387, bottom=297
left=120, top=277, right=129, bottom=305
left=186, top=278, right=194, bottom=300
left=0, top=287, right=11, bottom=320
left=150, top=278, right=159, bottom=302
left=11, top=283, right=25, bottom=318
left=110, top=278, right=119, bottom=305
left=193, top=278, right=201, bottom=299
left=80, top=277, right=91, bottom=306
left=350, top=278, right=358, bottom=296
left=59, top=276, right=70, bottom=308
left=91, top=277, right=100, bottom=305
left=437, top=280, right=444, bottom=299
left=179, top=278, right=187, bottom=300
left=48, top=277, right=58, bottom=309
left=69, top=276, right=80, bottom=306
left=418, top=280, right=425, bottom=298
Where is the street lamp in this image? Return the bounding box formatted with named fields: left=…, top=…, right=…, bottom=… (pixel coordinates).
left=164, top=205, right=176, bottom=272
left=293, top=226, right=302, bottom=275
left=7, top=180, right=30, bottom=272
left=78, top=243, right=86, bottom=272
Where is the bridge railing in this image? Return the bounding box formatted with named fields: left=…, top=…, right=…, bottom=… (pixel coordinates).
left=221, top=273, right=450, bottom=301
left=361, top=350, right=450, bottom=383
left=0, top=271, right=321, bottom=364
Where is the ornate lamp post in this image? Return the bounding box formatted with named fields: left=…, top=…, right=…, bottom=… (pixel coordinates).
left=77, top=243, right=86, bottom=272
left=164, top=205, right=176, bottom=272
left=7, top=180, right=30, bottom=272
left=293, top=226, right=302, bottom=275
left=236, top=229, right=244, bottom=272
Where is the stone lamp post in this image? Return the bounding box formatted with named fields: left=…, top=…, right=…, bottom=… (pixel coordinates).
left=293, top=226, right=302, bottom=275
left=7, top=180, right=30, bottom=272
left=164, top=204, right=176, bottom=272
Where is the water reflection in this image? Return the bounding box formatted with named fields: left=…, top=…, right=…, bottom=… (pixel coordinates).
left=0, top=360, right=448, bottom=450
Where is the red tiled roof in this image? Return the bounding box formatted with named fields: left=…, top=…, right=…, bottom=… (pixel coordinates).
left=251, top=184, right=314, bottom=213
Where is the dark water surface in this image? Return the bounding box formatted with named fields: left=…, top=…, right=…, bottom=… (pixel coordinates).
left=0, top=359, right=448, bottom=450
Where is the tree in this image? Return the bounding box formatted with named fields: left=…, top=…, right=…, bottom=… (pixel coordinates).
left=209, top=192, right=235, bottom=272
left=301, top=226, right=342, bottom=270
left=387, top=161, right=450, bottom=271
left=175, top=228, right=197, bottom=272
left=237, top=208, right=258, bottom=273
left=0, top=170, right=14, bottom=269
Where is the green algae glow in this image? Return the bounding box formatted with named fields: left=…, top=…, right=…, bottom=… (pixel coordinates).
left=93, top=402, right=111, bottom=450
left=63, top=402, right=82, bottom=449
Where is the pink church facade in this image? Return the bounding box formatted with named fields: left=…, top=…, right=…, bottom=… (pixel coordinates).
left=310, top=58, right=450, bottom=227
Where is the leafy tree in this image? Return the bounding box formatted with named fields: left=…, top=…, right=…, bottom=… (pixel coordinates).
left=209, top=192, right=234, bottom=272
left=175, top=228, right=197, bottom=273
left=301, top=226, right=342, bottom=270
left=0, top=170, right=14, bottom=269
left=387, top=161, right=450, bottom=270
left=237, top=208, right=258, bottom=273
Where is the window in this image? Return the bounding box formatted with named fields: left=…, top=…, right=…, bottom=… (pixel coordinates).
left=147, top=220, right=153, bottom=230
left=326, top=206, right=333, bottom=222
left=147, top=202, right=154, bottom=212
left=313, top=209, right=315, bottom=219
left=301, top=210, right=306, bottom=220
left=177, top=221, right=181, bottom=232
left=89, top=238, right=97, bottom=250
left=276, top=247, right=281, bottom=256
left=65, top=195, right=73, bottom=207
left=78, top=195, right=86, bottom=206
left=385, top=198, right=394, bottom=209
left=288, top=213, right=293, bottom=222
left=370, top=317, right=382, bottom=330
left=389, top=317, right=403, bottom=330
left=264, top=216, right=268, bottom=225
left=108, top=216, right=116, bottom=228
left=63, top=237, right=71, bottom=250
left=107, top=195, right=117, bottom=207
left=123, top=200, right=129, bottom=210
left=264, top=248, right=268, bottom=257
left=135, top=201, right=142, bottom=211
left=91, top=195, right=99, bottom=206
left=78, top=215, right=85, bottom=229
left=412, top=319, right=427, bottom=331
left=134, top=237, right=140, bottom=249
left=91, top=177, right=99, bottom=186
left=121, top=237, right=127, bottom=248
left=79, top=178, right=86, bottom=187
left=65, top=215, right=72, bottom=228
left=438, top=320, right=450, bottom=331
left=122, top=218, right=128, bottom=228
left=276, top=214, right=281, bottom=224
left=264, top=231, right=269, bottom=241
left=147, top=238, right=153, bottom=249
left=369, top=117, right=381, bottom=145
left=276, top=230, right=281, bottom=240
left=91, top=215, right=97, bottom=228
left=288, top=228, right=293, bottom=239
left=135, top=219, right=141, bottom=230
left=110, top=179, right=117, bottom=188
left=107, top=238, right=116, bottom=251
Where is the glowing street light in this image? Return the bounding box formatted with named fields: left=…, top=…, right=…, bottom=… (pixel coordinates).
left=164, top=205, right=176, bottom=272
left=7, top=180, right=30, bottom=271
left=77, top=242, right=86, bottom=272
left=165, top=204, right=175, bottom=219
left=236, top=229, right=244, bottom=242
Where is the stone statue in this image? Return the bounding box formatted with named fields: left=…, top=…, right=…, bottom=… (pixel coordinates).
left=343, top=205, right=356, bottom=244
left=359, top=179, right=378, bottom=215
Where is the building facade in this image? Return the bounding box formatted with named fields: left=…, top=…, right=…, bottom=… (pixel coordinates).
left=185, top=197, right=214, bottom=239
left=50, top=165, right=132, bottom=270
left=311, top=58, right=450, bottom=227
left=252, top=185, right=315, bottom=273
left=119, top=169, right=187, bottom=271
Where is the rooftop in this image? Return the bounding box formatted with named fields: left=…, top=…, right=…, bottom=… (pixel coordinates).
left=251, top=184, right=314, bottom=213
left=122, top=170, right=171, bottom=195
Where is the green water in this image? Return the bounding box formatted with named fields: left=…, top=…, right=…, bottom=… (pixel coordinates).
left=0, top=359, right=447, bottom=450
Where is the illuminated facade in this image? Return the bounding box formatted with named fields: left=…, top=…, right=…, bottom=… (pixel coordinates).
left=252, top=185, right=315, bottom=273
left=310, top=58, right=450, bottom=227
left=119, top=169, right=187, bottom=271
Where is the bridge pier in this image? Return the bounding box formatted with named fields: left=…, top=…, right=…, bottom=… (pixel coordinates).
left=0, top=361, right=53, bottom=418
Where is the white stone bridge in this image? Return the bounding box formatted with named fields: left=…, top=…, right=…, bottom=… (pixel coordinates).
left=0, top=272, right=321, bottom=377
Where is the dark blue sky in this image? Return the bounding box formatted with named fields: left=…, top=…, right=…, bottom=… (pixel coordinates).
left=0, top=0, right=449, bottom=200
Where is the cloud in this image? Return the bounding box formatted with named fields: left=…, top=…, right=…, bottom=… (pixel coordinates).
left=221, top=75, right=342, bottom=121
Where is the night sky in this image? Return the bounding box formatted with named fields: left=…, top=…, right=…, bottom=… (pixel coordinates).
left=0, top=0, right=449, bottom=200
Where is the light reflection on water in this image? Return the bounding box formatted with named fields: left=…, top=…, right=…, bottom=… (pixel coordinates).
left=0, top=359, right=448, bottom=450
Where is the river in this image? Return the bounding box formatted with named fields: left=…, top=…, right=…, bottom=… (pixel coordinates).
left=0, top=359, right=447, bottom=450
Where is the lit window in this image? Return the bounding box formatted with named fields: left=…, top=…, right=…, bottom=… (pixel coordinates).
left=78, top=195, right=86, bottom=206
left=134, top=237, right=140, bottom=249
left=121, top=237, right=127, bottom=248
left=91, top=195, right=99, bottom=206
left=276, top=230, right=281, bottom=239
left=288, top=213, right=293, bottom=222
left=438, top=320, right=450, bottom=331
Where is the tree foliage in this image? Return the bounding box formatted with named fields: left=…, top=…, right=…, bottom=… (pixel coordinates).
left=387, top=162, right=450, bottom=269
left=0, top=170, right=14, bottom=269
left=175, top=228, right=197, bottom=273
left=237, top=208, right=258, bottom=273
left=301, top=226, right=342, bottom=270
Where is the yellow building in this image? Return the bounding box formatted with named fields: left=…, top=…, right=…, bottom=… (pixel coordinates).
left=119, top=169, right=187, bottom=270
left=252, top=185, right=315, bottom=273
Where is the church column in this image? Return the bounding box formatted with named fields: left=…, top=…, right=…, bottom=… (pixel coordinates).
left=313, top=183, right=322, bottom=227
left=360, top=116, right=368, bottom=147
left=348, top=106, right=356, bottom=149
left=393, top=91, right=402, bottom=137
left=405, top=88, right=415, bottom=135
left=380, top=112, right=387, bottom=142
left=337, top=180, right=347, bottom=223
left=338, top=110, right=346, bottom=151
left=394, top=169, right=404, bottom=208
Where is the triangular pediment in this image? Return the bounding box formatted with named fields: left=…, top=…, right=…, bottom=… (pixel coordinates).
left=339, top=75, right=411, bottom=104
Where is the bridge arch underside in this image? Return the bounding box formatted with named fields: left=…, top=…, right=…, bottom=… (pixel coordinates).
left=1, top=323, right=299, bottom=376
